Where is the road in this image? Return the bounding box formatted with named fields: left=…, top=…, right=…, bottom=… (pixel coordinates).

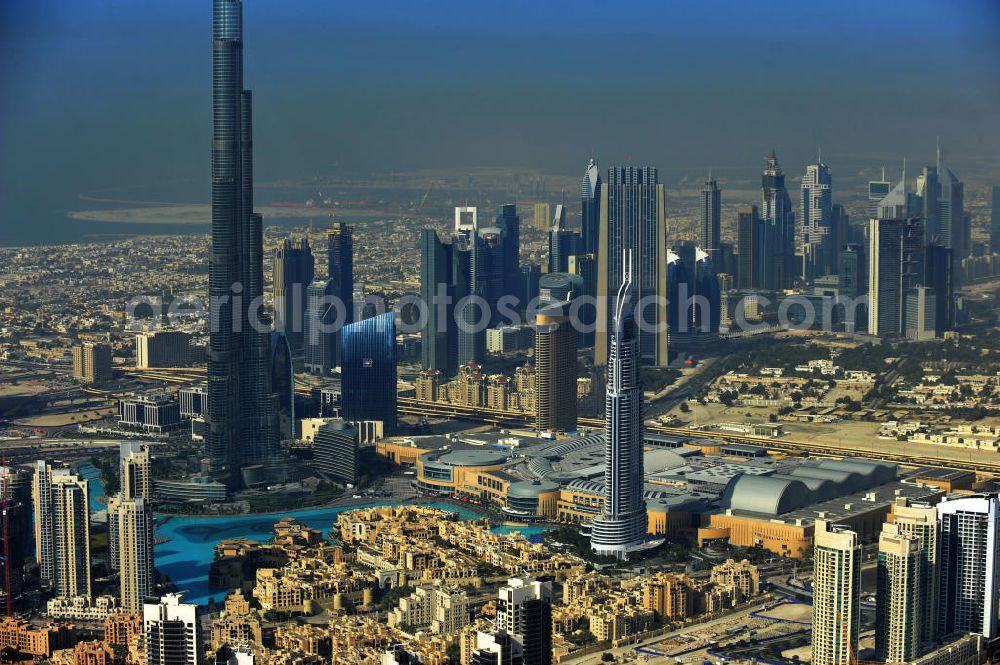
left=560, top=598, right=774, bottom=665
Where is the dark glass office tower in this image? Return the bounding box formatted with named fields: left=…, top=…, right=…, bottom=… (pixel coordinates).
left=454, top=232, right=482, bottom=365
left=581, top=159, right=601, bottom=255
left=925, top=243, right=954, bottom=334
left=272, top=238, right=314, bottom=353
left=420, top=229, right=456, bottom=377
left=478, top=227, right=505, bottom=324
left=327, top=222, right=354, bottom=363
left=547, top=205, right=576, bottom=274
left=736, top=205, right=763, bottom=290
left=838, top=244, right=864, bottom=298
left=268, top=332, right=294, bottom=441
left=519, top=263, right=541, bottom=308
left=495, top=204, right=521, bottom=300
left=207, top=0, right=278, bottom=478
left=700, top=176, right=721, bottom=263
left=937, top=164, right=965, bottom=282
left=341, top=312, right=397, bottom=432
left=868, top=218, right=924, bottom=338
left=595, top=167, right=668, bottom=367
left=303, top=279, right=339, bottom=375
left=919, top=166, right=941, bottom=242
left=761, top=150, right=795, bottom=289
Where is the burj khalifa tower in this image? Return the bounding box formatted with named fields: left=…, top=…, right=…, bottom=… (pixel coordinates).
left=206, top=0, right=278, bottom=484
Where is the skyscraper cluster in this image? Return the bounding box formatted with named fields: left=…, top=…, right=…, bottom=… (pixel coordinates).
left=866, top=161, right=962, bottom=339
left=812, top=494, right=1000, bottom=665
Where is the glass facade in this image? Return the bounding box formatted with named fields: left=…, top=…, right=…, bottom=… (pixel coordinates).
left=207, top=0, right=278, bottom=480
left=340, top=312, right=397, bottom=431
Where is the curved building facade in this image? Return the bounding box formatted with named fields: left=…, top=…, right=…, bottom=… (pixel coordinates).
left=591, top=264, right=649, bottom=558
left=314, top=420, right=358, bottom=485
left=341, top=312, right=397, bottom=431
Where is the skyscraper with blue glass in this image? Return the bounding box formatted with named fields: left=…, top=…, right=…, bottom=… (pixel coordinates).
left=207, top=0, right=278, bottom=481
left=341, top=312, right=397, bottom=432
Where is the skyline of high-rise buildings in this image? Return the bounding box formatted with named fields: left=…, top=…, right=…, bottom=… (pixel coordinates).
left=6, top=3, right=1000, bottom=665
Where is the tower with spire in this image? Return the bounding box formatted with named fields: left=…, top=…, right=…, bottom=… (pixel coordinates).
left=581, top=158, right=602, bottom=256
left=590, top=252, right=654, bottom=560
left=761, top=150, right=795, bottom=289
left=700, top=173, right=721, bottom=263
left=799, top=153, right=833, bottom=281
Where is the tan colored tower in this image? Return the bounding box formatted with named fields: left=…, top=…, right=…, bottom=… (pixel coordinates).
left=51, top=473, right=91, bottom=598
left=71, top=342, right=112, bottom=384
left=892, top=498, right=939, bottom=645
left=116, top=497, right=155, bottom=612
left=812, top=520, right=860, bottom=665
left=534, top=304, right=577, bottom=432
left=875, top=523, right=923, bottom=664
left=533, top=203, right=551, bottom=231
left=121, top=443, right=151, bottom=500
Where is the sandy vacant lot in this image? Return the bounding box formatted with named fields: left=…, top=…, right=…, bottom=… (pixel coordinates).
left=673, top=400, right=1000, bottom=467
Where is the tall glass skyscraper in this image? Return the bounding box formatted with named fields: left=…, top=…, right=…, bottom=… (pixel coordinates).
left=581, top=159, right=601, bottom=256
left=303, top=279, right=339, bottom=375
left=341, top=312, right=397, bottom=432
left=327, top=222, right=354, bottom=364
left=420, top=229, right=456, bottom=376
left=591, top=260, right=648, bottom=559
left=494, top=204, right=520, bottom=300
left=547, top=205, right=576, bottom=274
left=799, top=161, right=833, bottom=281
left=595, top=167, right=668, bottom=367
left=272, top=238, right=314, bottom=353
left=700, top=176, right=721, bottom=263
left=207, top=0, right=278, bottom=480
left=868, top=217, right=924, bottom=338
left=761, top=150, right=795, bottom=289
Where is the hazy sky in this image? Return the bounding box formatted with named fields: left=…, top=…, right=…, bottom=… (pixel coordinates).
left=2, top=0, right=999, bottom=245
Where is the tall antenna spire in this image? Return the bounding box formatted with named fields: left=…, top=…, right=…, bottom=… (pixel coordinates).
left=818, top=146, right=822, bottom=164
left=901, top=157, right=907, bottom=193
left=936, top=136, right=941, bottom=170
left=881, top=166, right=886, bottom=181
